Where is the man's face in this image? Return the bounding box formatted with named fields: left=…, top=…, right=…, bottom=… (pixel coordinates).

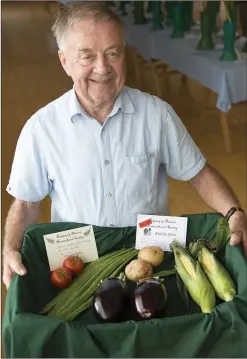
left=59, top=18, right=126, bottom=108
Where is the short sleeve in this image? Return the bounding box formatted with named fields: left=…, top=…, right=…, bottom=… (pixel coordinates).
left=6, top=116, right=52, bottom=202
left=161, top=103, right=206, bottom=181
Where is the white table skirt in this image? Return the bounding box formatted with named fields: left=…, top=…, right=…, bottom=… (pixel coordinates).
left=122, top=12, right=247, bottom=113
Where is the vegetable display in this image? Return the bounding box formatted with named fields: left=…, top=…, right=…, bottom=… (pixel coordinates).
left=42, top=248, right=138, bottom=320
left=41, top=218, right=236, bottom=323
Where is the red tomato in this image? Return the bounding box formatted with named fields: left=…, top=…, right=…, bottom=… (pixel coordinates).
left=50, top=267, right=72, bottom=288
left=63, top=256, right=84, bottom=274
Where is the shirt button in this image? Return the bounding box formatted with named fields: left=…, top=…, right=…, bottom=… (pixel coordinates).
left=150, top=153, right=154, bottom=158
left=108, top=192, right=112, bottom=198
left=104, top=160, right=110, bottom=165
left=110, top=224, right=115, bottom=227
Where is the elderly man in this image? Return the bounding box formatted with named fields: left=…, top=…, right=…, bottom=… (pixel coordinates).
left=3, top=2, right=247, bottom=288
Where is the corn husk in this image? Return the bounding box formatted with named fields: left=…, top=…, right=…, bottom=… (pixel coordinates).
left=198, top=246, right=236, bottom=302
left=171, top=241, right=216, bottom=313
left=188, top=239, right=206, bottom=258
left=189, top=218, right=231, bottom=258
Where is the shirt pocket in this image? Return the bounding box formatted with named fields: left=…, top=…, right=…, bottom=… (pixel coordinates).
left=125, top=151, right=157, bottom=213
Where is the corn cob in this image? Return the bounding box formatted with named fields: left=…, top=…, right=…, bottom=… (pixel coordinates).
left=198, top=246, right=236, bottom=302
left=171, top=241, right=216, bottom=313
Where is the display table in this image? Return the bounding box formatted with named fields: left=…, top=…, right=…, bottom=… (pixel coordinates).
left=122, top=11, right=247, bottom=113
left=2, top=213, right=247, bottom=358
left=121, top=8, right=247, bottom=155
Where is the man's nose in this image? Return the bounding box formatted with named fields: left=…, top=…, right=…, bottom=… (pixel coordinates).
left=93, top=55, right=111, bottom=74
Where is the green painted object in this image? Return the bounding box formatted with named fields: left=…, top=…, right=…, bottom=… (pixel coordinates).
left=243, top=38, right=247, bottom=53
left=220, top=21, right=238, bottom=61
left=119, top=1, right=127, bottom=16
left=209, top=1, right=219, bottom=33
left=147, top=1, right=152, bottom=13
left=152, top=0, right=164, bottom=30
left=196, top=10, right=214, bottom=50
left=133, top=1, right=147, bottom=25
left=165, top=1, right=175, bottom=27
left=171, top=3, right=184, bottom=38
left=183, top=2, right=192, bottom=31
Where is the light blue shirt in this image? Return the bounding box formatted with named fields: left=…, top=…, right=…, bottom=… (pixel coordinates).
left=7, top=86, right=206, bottom=227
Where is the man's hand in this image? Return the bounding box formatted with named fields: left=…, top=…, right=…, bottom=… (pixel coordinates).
left=2, top=199, right=40, bottom=289
left=228, top=211, right=247, bottom=258
left=3, top=250, right=27, bottom=289
left=190, top=164, right=247, bottom=257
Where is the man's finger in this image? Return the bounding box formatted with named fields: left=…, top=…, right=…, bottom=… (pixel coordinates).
left=229, top=232, right=242, bottom=246
left=242, top=231, right=247, bottom=258
left=9, top=256, right=27, bottom=276
left=3, top=265, right=14, bottom=289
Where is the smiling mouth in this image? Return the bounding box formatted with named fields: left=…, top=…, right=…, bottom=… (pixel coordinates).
left=89, top=79, right=113, bottom=84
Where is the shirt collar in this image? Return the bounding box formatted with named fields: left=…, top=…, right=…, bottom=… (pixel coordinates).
left=69, top=86, right=135, bottom=122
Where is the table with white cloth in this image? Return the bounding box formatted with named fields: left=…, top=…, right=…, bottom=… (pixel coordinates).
left=123, top=14, right=247, bottom=155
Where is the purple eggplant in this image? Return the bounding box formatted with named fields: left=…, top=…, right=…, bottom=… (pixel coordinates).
left=92, top=277, right=125, bottom=322
left=133, top=278, right=168, bottom=319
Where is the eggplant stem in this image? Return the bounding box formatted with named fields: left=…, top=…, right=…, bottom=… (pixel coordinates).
left=117, top=272, right=125, bottom=281
left=153, top=276, right=165, bottom=282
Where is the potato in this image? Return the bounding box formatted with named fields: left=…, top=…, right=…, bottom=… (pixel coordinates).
left=125, top=259, right=153, bottom=281
left=138, top=246, right=164, bottom=267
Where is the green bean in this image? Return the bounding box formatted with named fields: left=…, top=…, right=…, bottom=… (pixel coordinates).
left=64, top=252, right=139, bottom=321
left=48, top=249, right=137, bottom=315
left=41, top=248, right=133, bottom=314
left=52, top=250, right=138, bottom=318
left=53, top=250, right=137, bottom=317
left=65, top=297, right=93, bottom=321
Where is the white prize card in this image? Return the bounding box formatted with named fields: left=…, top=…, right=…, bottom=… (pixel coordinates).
left=43, top=225, right=98, bottom=271
left=136, top=214, right=188, bottom=251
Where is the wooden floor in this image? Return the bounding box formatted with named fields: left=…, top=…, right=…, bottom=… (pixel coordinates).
left=1, top=1, right=246, bottom=348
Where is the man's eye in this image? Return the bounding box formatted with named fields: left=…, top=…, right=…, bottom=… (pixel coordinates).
left=78, top=54, right=94, bottom=65
left=108, top=52, right=121, bottom=61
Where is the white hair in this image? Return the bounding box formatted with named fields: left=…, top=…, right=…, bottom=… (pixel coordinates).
left=51, top=1, right=126, bottom=50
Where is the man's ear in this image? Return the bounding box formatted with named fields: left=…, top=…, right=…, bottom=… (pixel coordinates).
left=58, top=49, right=71, bottom=77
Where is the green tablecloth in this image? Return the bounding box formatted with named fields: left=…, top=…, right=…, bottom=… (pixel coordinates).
left=2, top=213, right=247, bottom=358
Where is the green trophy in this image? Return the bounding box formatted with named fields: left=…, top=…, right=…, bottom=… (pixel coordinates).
left=183, top=2, right=192, bottom=31
left=119, top=2, right=128, bottom=16
left=147, top=1, right=152, bottom=13
left=171, top=2, right=184, bottom=38
left=238, top=2, right=247, bottom=53
left=133, top=1, right=146, bottom=25
left=196, top=2, right=214, bottom=50
left=165, top=1, right=175, bottom=27
left=243, top=38, right=247, bottom=53
left=220, top=2, right=237, bottom=60
left=189, top=1, right=196, bottom=26
left=152, top=1, right=164, bottom=30
left=210, top=1, right=219, bottom=33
